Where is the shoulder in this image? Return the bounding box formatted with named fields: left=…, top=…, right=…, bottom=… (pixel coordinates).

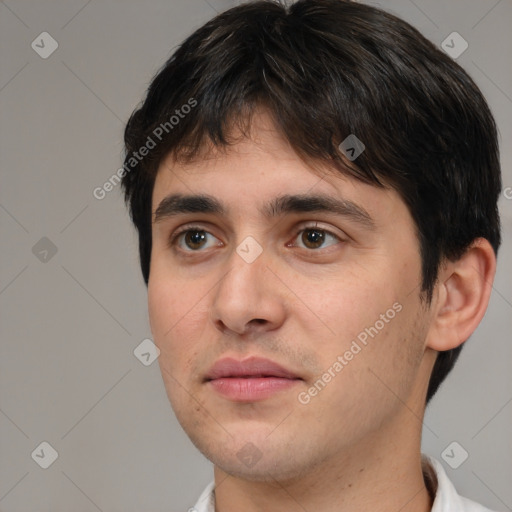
left=422, top=454, right=499, bottom=512
left=190, top=480, right=215, bottom=512
left=459, top=495, right=498, bottom=512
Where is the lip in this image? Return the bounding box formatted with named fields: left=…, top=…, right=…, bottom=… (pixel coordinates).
left=205, top=357, right=302, bottom=402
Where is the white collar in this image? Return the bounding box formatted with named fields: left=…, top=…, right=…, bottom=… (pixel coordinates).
left=191, top=454, right=496, bottom=512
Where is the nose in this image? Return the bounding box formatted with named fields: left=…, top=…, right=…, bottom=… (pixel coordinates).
left=210, top=242, right=287, bottom=337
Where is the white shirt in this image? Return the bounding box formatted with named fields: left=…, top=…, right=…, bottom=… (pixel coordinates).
left=190, top=454, right=498, bottom=512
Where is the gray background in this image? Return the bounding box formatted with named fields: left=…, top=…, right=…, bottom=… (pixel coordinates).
left=0, top=0, right=511, bottom=511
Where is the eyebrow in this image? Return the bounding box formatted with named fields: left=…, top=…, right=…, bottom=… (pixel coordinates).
left=153, top=193, right=375, bottom=229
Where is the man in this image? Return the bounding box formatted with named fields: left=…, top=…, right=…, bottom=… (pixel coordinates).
left=120, top=1, right=502, bottom=510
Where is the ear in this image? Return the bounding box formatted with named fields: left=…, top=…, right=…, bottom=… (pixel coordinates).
left=426, top=238, right=497, bottom=351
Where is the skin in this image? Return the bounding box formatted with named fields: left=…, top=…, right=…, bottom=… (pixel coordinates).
left=148, top=108, right=496, bottom=512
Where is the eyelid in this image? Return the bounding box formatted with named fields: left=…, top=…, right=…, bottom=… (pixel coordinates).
left=294, top=221, right=346, bottom=240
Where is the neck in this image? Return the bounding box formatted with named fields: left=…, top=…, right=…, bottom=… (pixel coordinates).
left=213, top=406, right=433, bottom=512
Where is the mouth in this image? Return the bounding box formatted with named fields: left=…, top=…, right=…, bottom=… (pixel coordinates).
left=204, top=356, right=302, bottom=402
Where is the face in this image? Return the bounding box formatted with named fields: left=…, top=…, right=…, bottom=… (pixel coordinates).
left=148, top=109, right=434, bottom=482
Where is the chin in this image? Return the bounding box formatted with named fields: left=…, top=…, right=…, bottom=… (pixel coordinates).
left=212, top=454, right=305, bottom=483
left=189, top=430, right=321, bottom=483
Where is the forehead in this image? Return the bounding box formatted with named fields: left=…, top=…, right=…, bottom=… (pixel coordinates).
left=151, top=109, right=404, bottom=226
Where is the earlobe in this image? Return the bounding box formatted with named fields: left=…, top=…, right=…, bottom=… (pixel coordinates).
left=426, top=238, right=496, bottom=352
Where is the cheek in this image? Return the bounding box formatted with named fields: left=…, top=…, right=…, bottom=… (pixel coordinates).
left=306, top=309, right=424, bottom=440
left=307, top=274, right=398, bottom=343
left=302, top=271, right=424, bottom=401
left=148, top=276, right=199, bottom=370
left=148, top=278, right=206, bottom=416
left=357, top=303, right=426, bottom=405
left=148, top=279, right=175, bottom=344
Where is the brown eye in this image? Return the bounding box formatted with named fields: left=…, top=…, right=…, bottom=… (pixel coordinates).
left=293, top=226, right=341, bottom=250
left=301, top=228, right=326, bottom=249
left=183, top=230, right=208, bottom=250
left=171, top=227, right=220, bottom=252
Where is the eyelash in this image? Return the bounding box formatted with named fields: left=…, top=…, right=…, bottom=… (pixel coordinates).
left=168, top=223, right=344, bottom=254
